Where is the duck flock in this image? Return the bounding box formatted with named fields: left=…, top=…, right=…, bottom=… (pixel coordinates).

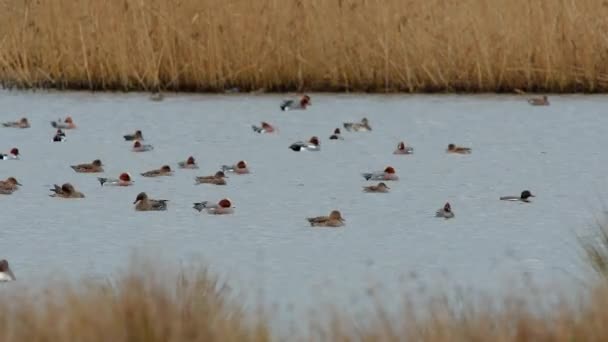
left=0, top=93, right=550, bottom=282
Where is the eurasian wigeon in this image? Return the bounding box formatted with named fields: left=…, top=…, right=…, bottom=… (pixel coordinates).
left=2, top=117, right=30, bottom=128
left=195, top=171, right=227, bottom=185
left=0, top=259, right=16, bottom=282
left=124, top=130, right=144, bottom=141
left=252, top=121, right=276, bottom=134
left=132, top=140, right=154, bottom=152
left=193, top=198, right=235, bottom=215
left=362, top=166, right=399, bottom=181
left=51, top=116, right=76, bottom=129
left=329, top=128, right=343, bottom=140
left=307, top=210, right=345, bottom=227
left=280, top=95, right=311, bottom=111
left=98, top=172, right=133, bottom=186
left=53, top=129, right=66, bottom=142
left=49, top=183, right=85, bottom=198
left=528, top=95, right=549, bottom=106
left=393, top=141, right=414, bottom=155
left=436, top=202, right=455, bottom=219
left=178, top=156, right=198, bottom=169
left=133, top=192, right=168, bottom=211
left=0, top=177, right=21, bottom=195
left=362, top=182, right=390, bottom=193
left=141, top=165, right=173, bottom=177
left=289, top=136, right=320, bottom=152
left=344, top=117, right=372, bottom=132
left=0, top=148, right=20, bottom=160
left=221, top=160, right=249, bottom=174
left=70, top=159, right=104, bottom=173
left=446, top=144, right=472, bottom=154
left=500, top=190, right=535, bottom=203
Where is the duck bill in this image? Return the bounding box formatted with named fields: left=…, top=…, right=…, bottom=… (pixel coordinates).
left=133, top=200, right=139, bottom=204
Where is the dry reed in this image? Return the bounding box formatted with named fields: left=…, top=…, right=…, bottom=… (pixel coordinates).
left=0, top=0, right=608, bottom=92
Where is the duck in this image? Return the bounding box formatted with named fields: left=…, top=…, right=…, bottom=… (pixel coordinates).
left=289, top=136, right=320, bottom=152
left=124, top=130, right=144, bottom=141
left=307, top=210, right=345, bottom=227
left=221, top=160, right=250, bottom=174
left=0, top=259, right=16, bottom=282
left=141, top=165, right=173, bottom=177
left=362, top=182, right=390, bottom=193
left=133, top=192, right=168, bottom=211
left=500, top=190, right=535, bottom=203
left=49, top=183, right=85, bottom=198
left=178, top=156, right=198, bottom=169
left=51, top=116, right=76, bottom=129
left=193, top=198, right=234, bottom=215
left=195, top=171, right=227, bottom=185
left=150, top=92, right=164, bottom=102
left=0, top=148, right=20, bottom=160
left=132, top=140, right=154, bottom=152
left=98, top=172, right=133, bottom=186
left=393, top=141, right=414, bottom=155
left=0, top=177, right=21, bottom=195
left=280, top=95, right=311, bottom=111
left=2, top=117, right=30, bottom=128
left=343, top=117, right=372, bottom=132
left=446, top=144, right=472, bottom=154
left=53, top=129, right=66, bottom=142
left=435, top=202, right=455, bottom=219
left=362, top=166, right=399, bottom=181
left=252, top=121, right=276, bottom=134
left=329, top=128, right=343, bottom=140
left=70, top=159, right=104, bottom=173
left=528, top=95, right=549, bottom=106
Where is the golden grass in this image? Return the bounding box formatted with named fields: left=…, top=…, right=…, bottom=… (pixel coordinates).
left=1, top=0, right=608, bottom=92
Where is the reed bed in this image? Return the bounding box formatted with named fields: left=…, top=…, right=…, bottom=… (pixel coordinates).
left=0, top=0, right=608, bottom=92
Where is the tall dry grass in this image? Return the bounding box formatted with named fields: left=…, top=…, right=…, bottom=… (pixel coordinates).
left=0, top=0, right=608, bottom=92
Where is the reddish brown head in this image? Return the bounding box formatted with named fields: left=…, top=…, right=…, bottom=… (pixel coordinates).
left=10, top=148, right=19, bottom=156
left=187, top=156, right=196, bottom=165
left=20, top=118, right=28, bottom=124
left=218, top=198, right=232, bottom=208
left=309, top=136, right=320, bottom=146
left=300, top=95, right=311, bottom=107
left=384, top=166, right=396, bottom=174
left=6, top=177, right=21, bottom=185
left=92, top=159, right=103, bottom=167
left=236, top=160, right=247, bottom=169
left=65, top=116, right=73, bottom=124
left=262, top=122, right=272, bottom=129
left=133, top=141, right=142, bottom=148
left=0, top=259, right=8, bottom=272
left=161, top=165, right=172, bottom=172
left=119, top=173, right=131, bottom=181
left=397, top=142, right=405, bottom=150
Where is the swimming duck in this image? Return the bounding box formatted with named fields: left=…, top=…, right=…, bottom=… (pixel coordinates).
left=193, top=198, right=235, bottom=215
left=500, top=190, right=535, bottom=202
left=289, top=136, right=320, bottom=152
left=221, top=160, right=250, bottom=174
left=280, top=95, right=311, bottom=111
left=141, top=165, right=173, bottom=177
left=2, top=117, right=30, bottom=128
left=329, top=128, right=343, bottom=140
left=98, top=172, right=133, bottom=186
left=178, top=156, right=199, bottom=169
left=49, top=183, right=85, bottom=198
left=0, top=148, right=20, bottom=160
left=124, top=130, right=144, bottom=141
left=528, top=95, right=549, bottom=106
left=343, top=117, right=372, bottom=132
left=362, top=166, right=399, bottom=181
left=393, top=141, right=414, bottom=155
left=435, top=202, right=455, bottom=219
left=70, top=159, right=104, bottom=173
left=0, top=177, right=21, bottom=194
left=0, top=260, right=16, bottom=282
left=132, top=140, right=154, bottom=152
left=446, top=144, right=472, bottom=154
left=150, top=92, right=164, bottom=102
left=362, top=182, right=390, bottom=193
left=51, top=116, right=76, bottom=129
left=53, top=129, right=66, bottom=142
left=307, top=210, right=345, bottom=227
left=252, top=122, right=276, bottom=134
left=133, top=192, right=168, bottom=211
left=195, top=171, right=227, bottom=185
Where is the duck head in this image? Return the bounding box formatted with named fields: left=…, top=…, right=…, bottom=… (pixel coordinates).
left=92, top=159, right=103, bottom=167
left=133, top=192, right=148, bottom=204
left=444, top=202, right=452, bottom=212
left=237, top=160, right=247, bottom=169
left=329, top=210, right=344, bottom=221
left=215, top=171, right=227, bottom=178
left=133, top=141, right=142, bottom=148
left=301, top=95, right=311, bottom=107
left=10, top=148, right=19, bottom=156
left=119, top=173, right=132, bottom=182
left=61, top=183, right=76, bottom=194
left=6, top=177, right=21, bottom=186
left=309, top=136, right=320, bottom=146
left=160, top=165, right=172, bottom=172
left=186, top=156, right=196, bottom=165
left=218, top=198, right=232, bottom=208
left=521, top=190, right=535, bottom=199
left=384, top=166, right=396, bottom=174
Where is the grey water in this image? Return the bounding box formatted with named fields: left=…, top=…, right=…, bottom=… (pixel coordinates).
left=1, top=90, right=607, bottom=318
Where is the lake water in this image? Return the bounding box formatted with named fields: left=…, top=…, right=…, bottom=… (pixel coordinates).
left=1, top=90, right=606, bottom=317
